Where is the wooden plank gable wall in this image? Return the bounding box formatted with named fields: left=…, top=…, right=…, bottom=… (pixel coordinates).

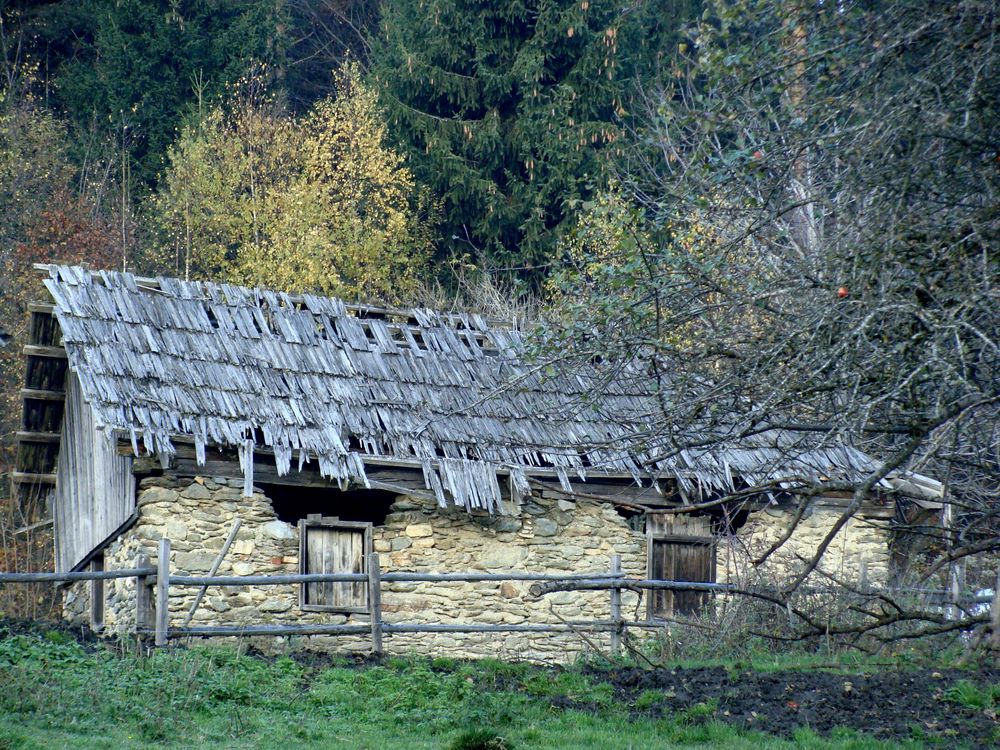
left=53, top=372, right=136, bottom=572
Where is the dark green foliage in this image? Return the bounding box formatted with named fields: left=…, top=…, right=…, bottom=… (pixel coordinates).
left=448, top=727, right=511, bottom=750
left=24, top=0, right=290, bottom=186
left=369, top=0, right=698, bottom=280
left=943, top=680, right=1000, bottom=711
left=283, top=0, right=381, bottom=109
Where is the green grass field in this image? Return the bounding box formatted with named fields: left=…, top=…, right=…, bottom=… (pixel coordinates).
left=0, top=628, right=990, bottom=750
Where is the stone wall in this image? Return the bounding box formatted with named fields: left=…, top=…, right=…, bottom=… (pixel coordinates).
left=716, top=502, right=892, bottom=589
left=64, top=480, right=894, bottom=660
left=68, top=475, right=647, bottom=661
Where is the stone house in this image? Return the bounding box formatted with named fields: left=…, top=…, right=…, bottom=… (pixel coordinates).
left=16, top=265, right=942, bottom=659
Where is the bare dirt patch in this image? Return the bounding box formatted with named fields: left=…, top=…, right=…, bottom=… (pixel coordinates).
left=584, top=664, right=1000, bottom=745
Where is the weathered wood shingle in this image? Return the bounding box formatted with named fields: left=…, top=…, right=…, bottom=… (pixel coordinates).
left=43, top=265, right=937, bottom=510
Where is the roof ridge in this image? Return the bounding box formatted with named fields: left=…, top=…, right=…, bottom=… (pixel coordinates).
left=32, top=263, right=521, bottom=333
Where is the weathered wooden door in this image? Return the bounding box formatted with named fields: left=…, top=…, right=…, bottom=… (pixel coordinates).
left=300, top=518, right=371, bottom=612
left=647, top=513, right=715, bottom=618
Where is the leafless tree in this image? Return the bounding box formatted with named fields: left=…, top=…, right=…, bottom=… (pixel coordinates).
left=540, top=0, right=999, bottom=647
left=285, top=0, right=380, bottom=108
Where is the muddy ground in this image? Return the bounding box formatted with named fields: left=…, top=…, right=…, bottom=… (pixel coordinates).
left=573, top=664, right=1000, bottom=745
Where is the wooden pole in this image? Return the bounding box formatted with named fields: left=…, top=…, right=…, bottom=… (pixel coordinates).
left=990, top=570, right=1000, bottom=653
left=0, top=568, right=154, bottom=582
left=170, top=621, right=622, bottom=638
left=154, top=538, right=171, bottom=648
left=529, top=578, right=735, bottom=597
left=181, top=519, right=242, bottom=627
left=135, top=552, right=152, bottom=641
left=610, top=555, right=622, bottom=658
left=368, top=552, right=383, bottom=656
left=167, top=571, right=621, bottom=587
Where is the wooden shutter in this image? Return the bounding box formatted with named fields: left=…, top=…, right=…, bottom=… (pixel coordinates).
left=672, top=541, right=714, bottom=615
left=299, top=518, right=371, bottom=612
left=647, top=513, right=715, bottom=618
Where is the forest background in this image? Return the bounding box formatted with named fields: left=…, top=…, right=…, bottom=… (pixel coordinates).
left=0, top=0, right=996, bottom=645
left=0, top=0, right=699, bottom=486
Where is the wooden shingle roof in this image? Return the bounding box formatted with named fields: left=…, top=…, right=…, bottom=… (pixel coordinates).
left=41, top=265, right=941, bottom=510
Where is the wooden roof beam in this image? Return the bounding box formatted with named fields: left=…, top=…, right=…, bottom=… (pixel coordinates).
left=23, top=345, right=66, bottom=359
left=16, top=431, right=61, bottom=443
left=11, top=472, right=57, bottom=484
left=20, top=388, right=66, bottom=401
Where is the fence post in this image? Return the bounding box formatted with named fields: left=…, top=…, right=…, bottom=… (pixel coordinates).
left=990, top=570, right=1000, bottom=654
left=368, top=552, right=383, bottom=656
left=610, top=554, right=622, bottom=659
left=135, top=552, right=153, bottom=646
left=154, top=538, right=171, bottom=648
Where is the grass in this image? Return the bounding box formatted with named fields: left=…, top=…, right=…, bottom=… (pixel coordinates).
left=0, top=628, right=964, bottom=749
left=943, top=679, right=1000, bottom=712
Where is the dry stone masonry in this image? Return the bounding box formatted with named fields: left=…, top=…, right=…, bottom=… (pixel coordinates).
left=64, top=477, right=893, bottom=661
left=68, top=476, right=648, bottom=660
left=717, top=505, right=891, bottom=588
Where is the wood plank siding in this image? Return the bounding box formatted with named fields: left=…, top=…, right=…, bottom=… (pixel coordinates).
left=53, top=372, right=136, bottom=572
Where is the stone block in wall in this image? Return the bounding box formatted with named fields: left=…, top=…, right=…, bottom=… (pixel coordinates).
left=532, top=518, right=558, bottom=536
left=261, top=520, right=296, bottom=540
left=180, top=483, right=212, bottom=501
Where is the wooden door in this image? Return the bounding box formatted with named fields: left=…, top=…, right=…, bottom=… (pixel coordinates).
left=649, top=539, right=674, bottom=617
left=672, top=541, right=714, bottom=615
left=301, top=520, right=370, bottom=611
left=647, top=512, right=715, bottom=618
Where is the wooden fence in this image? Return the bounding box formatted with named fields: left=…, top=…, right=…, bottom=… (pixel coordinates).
left=0, top=535, right=996, bottom=657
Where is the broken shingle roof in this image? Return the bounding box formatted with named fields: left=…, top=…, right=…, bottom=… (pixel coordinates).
left=43, top=265, right=941, bottom=509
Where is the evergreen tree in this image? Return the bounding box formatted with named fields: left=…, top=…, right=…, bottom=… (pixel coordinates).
left=369, top=0, right=696, bottom=279
left=25, top=0, right=290, bottom=187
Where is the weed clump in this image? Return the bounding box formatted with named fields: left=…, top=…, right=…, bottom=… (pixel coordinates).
left=448, top=727, right=510, bottom=750
left=943, top=679, right=1000, bottom=711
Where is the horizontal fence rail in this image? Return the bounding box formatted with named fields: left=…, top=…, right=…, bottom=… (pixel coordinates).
left=1, top=535, right=995, bottom=657
left=0, top=568, right=155, bottom=583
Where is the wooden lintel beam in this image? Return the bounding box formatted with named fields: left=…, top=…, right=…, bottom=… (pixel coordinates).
left=16, top=431, right=61, bottom=443
left=27, top=302, right=55, bottom=314
left=22, top=344, right=66, bottom=359
left=11, top=472, right=57, bottom=484
left=20, top=388, right=66, bottom=401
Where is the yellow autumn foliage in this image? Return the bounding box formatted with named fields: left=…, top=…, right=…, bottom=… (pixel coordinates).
left=154, top=64, right=433, bottom=302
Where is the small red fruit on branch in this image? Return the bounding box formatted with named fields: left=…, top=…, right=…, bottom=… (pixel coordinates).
left=837, top=286, right=849, bottom=299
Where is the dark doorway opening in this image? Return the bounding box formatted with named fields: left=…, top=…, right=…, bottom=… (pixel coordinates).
left=261, top=483, right=396, bottom=526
